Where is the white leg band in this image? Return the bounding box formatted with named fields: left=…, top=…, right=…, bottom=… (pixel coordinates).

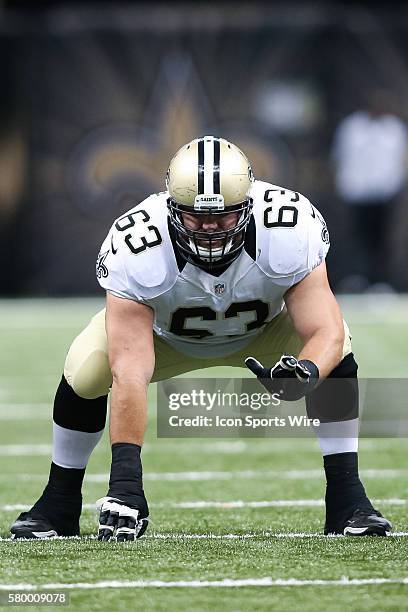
left=313, top=418, right=359, bottom=456
left=52, top=423, right=104, bottom=469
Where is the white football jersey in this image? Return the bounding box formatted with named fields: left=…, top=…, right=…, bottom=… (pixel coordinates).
left=97, top=180, right=330, bottom=358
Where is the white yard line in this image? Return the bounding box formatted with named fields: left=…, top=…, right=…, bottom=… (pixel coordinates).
left=2, top=440, right=391, bottom=455
left=0, top=404, right=50, bottom=409
left=145, top=531, right=408, bottom=540
left=87, top=468, right=408, bottom=481
left=0, top=577, right=408, bottom=590
left=0, top=445, right=53, bottom=456
left=0, top=442, right=251, bottom=455
left=1, top=468, right=406, bottom=482
left=148, top=531, right=408, bottom=539
left=0, top=440, right=400, bottom=455
left=2, top=498, right=406, bottom=512
left=0, top=322, right=91, bottom=329
left=151, top=499, right=407, bottom=509
left=0, top=405, right=50, bottom=420
left=1, top=532, right=407, bottom=542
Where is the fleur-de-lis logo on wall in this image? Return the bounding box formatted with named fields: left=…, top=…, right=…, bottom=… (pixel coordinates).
left=67, top=54, right=293, bottom=222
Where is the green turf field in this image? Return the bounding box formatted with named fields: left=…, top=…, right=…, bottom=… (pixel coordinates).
left=0, top=296, right=407, bottom=611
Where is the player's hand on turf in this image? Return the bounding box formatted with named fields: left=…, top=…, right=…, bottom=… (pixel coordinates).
left=245, top=355, right=319, bottom=401
left=96, top=497, right=149, bottom=541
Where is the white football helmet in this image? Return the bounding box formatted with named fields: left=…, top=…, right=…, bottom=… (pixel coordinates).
left=166, top=136, right=254, bottom=268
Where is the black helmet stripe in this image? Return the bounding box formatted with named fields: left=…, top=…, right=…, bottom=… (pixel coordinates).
left=198, top=136, right=220, bottom=196
left=213, top=138, right=220, bottom=194
left=198, top=138, right=205, bottom=194
left=203, top=137, right=214, bottom=194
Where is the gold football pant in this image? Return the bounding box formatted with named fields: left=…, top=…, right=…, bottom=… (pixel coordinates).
left=64, top=308, right=352, bottom=399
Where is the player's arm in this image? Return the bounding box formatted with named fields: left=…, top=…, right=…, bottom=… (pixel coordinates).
left=106, top=292, right=155, bottom=446
left=284, top=261, right=344, bottom=379
left=97, top=292, right=154, bottom=541
left=245, top=262, right=344, bottom=400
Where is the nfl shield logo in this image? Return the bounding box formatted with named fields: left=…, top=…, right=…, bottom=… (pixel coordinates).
left=214, top=282, right=226, bottom=295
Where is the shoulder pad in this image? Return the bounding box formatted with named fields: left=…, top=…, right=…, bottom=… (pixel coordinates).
left=96, top=192, right=180, bottom=301
left=250, top=181, right=330, bottom=285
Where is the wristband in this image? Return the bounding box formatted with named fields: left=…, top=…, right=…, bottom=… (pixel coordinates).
left=108, top=443, right=148, bottom=514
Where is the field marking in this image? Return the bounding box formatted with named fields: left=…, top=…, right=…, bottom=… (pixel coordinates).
left=148, top=531, right=408, bottom=539
left=0, top=322, right=91, bottom=329
left=1, top=531, right=408, bottom=543
left=1, top=577, right=408, bottom=590
left=3, top=498, right=406, bottom=512
left=1, top=440, right=399, bottom=455
left=0, top=439, right=403, bottom=456
left=152, top=531, right=408, bottom=539
left=0, top=404, right=50, bottom=408
left=150, top=499, right=407, bottom=509
left=0, top=442, right=252, bottom=456
left=1, top=468, right=406, bottom=483
left=0, top=405, right=50, bottom=420
left=84, top=468, right=408, bottom=481
left=0, top=376, right=57, bottom=382
left=0, top=445, right=53, bottom=456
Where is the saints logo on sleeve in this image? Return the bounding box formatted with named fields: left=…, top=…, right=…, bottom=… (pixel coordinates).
left=96, top=251, right=109, bottom=279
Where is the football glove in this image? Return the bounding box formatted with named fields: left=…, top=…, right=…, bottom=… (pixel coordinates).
left=96, top=497, right=149, bottom=542
left=245, top=354, right=319, bottom=401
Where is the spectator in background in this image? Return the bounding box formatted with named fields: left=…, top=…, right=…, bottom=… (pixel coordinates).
left=332, top=90, right=408, bottom=291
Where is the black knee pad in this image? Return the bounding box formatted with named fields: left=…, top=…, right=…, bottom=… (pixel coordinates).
left=326, top=352, right=358, bottom=379
left=306, top=353, right=359, bottom=423
left=53, top=376, right=108, bottom=433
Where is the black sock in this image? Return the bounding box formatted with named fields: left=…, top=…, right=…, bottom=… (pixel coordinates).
left=32, top=463, right=84, bottom=533
left=324, top=452, right=374, bottom=531
left=45, top=462, right=85, bottom=493
left=30, top=376, right=107, bottom=535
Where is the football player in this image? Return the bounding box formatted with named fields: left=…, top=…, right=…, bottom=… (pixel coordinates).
left=11, top=136, right=392, bottom=540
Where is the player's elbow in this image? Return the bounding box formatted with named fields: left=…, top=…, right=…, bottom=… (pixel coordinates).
left=326, top=325, right=345, bottom=363
left=110, top=358, right=154, bottom=390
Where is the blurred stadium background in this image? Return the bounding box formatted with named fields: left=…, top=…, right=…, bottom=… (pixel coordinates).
left=1, top=1, right=408, bottom=295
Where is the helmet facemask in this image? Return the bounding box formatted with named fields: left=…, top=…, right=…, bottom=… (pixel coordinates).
left=167, top=196, right=253, bottom=269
